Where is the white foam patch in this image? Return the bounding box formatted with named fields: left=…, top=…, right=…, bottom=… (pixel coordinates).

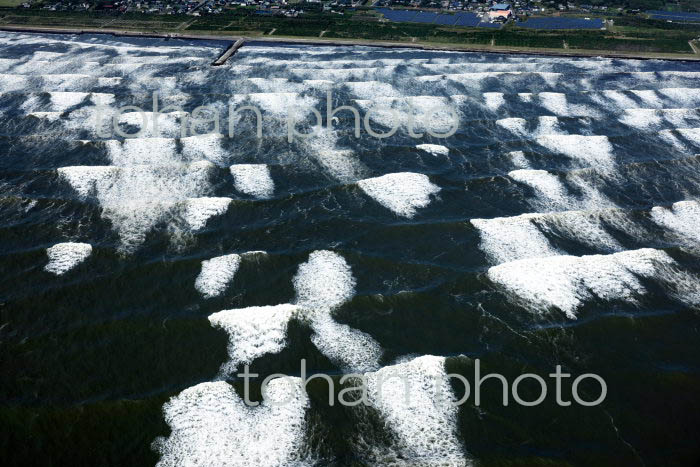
left=182, top=197, right=232, bottom=230
left=44, top=242, right=92, bottom=275
left=360, top=355, right=469, bottom=466
left=59, top=162, right=215, bottom=251
left=508, top=151, right=531, bottom=169
left=509, top=169, right=571, bottom=210
left=304, top=128, right=364, bottom=182
left=29, top=111, right=62, bottom=122
left=230, top=164, right=274, bottom=199
left=471, top=214, right=558, bottom=264
left=488, top=248, right=677, bottom=318
left=105, top=138, right=179, bottom=166
left=354, top=96, right=459, bottom=135
left=659, top=87, right=700, bottom=107
left=416, top=144, right=449, bottom=156
left=154, top=379, right=310, bottom=467
left=245, top=92, right=318, bottom=116
left=496, top=117, right=564, bottom=137
left=293, top=250, right=355, bottom=312
left=48, top=92, right=90, bottom=111
left=345, top=81, right=400, bottom=99
left=97, top=77, right=123, bottom=86
left=209, top=304, right=301, bottom=374
left=0, top=74, right=29, bottom=92
left=293, top=250, right=382, bottom=371
left=181, top=134, right=229, bottom=165
left=651, top=200, right=700, bottom=245
left=195, top=254, right=242, bottom=298
left=630, top=89, right=662, bottom=108
left=496, top=118, right=528, bottom=136
left=620, top=109, right=699, bottom=130
left=358, top=172, right=440, bottom=218
left=117, top=111, right=187, bottom=138
left=536, top=135, right=614, bottom=169
left=539, top=92, right=598, bottom=118
left=619, top=109, right=662, bottom=129
left=483, top=92, right=505, bottom=111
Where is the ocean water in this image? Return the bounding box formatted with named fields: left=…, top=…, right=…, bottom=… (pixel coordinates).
left=1, top=31, right=700, bottom=466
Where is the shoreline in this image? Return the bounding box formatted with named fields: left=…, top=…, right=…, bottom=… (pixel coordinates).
left=1, top=23, right=700, bottom=62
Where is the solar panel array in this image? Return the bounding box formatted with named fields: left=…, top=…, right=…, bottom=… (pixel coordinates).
left=518, top=17, right=604, bottom=29
left=453, top=12, right=481, bottom=27
left=377, top=9, right=481, bottom=27
left=434, top=14, right=459, bottom=25
left=647, top=10, right=700, bottom=22
left=477, top=22, right=503, bottom=28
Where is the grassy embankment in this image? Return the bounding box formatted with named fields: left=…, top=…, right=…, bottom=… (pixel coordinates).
left=0, top=7, right=698, bottom=57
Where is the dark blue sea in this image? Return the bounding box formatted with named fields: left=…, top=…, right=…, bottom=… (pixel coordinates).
left=1, top=31, right=700, bottom=466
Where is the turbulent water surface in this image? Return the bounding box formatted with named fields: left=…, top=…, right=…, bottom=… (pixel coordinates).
left=1, top=31, right=700, bottom=466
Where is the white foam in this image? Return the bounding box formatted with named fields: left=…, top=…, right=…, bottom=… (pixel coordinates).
left=97, top=77, right=123, bottom=86
left=44, top=242, right=92, bottom=275
left=496, top=118, right=528, bottom=136
left=651, top=200, right=700, bottom=245
left=29, top=111, right=62, bottom=122
left=359, top=355, right=469, bottom=466
left=483, top=92, right=505, bottom=111
left=508, top=150, right=531, bottom=169
left=488, top=248, right=677, bottom=318
left=416, top=144, right=449, bottom=156
left=154, top=379, right=310, bottom=467
left=509, top=169, right=571, bottom=210
left=181, top=133, right=229, bottom=165
left=116, top=111, right=187, bottom=138
left=182, top=197, right=232, bottom=230
left=105, top=138, right=179, bottom=166
left=345, top=81, right=400, bottom=99
left=293, top=250, right=382, bottom=371
left=48, top=92, right=90, bottom=111
left=309, top=313, right=382, bottom=373
left=59, top=162, right=215, bottom=251
left=539, top=92, right=598, bottom=118
left=358, top=172, right=440, bottom=218
left=471, top=214, right=558, bottom=264
left=630, top=89, right=662, bottom=108
left=304, top=128, right=364, bottom=182
left=496, top=117, right=564, bottom=137
left=195, top=254, right=242, bottom=298
left=209, top=304, right=301, bottom=374
left=230, top=164, right=274, bottom=199
left=536, top=135, right=614, bottom=169
left=293, top=250, right=355, bottom=312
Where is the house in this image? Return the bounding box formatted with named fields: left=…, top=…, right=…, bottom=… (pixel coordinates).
left=488, top=3, right=512, bottom=20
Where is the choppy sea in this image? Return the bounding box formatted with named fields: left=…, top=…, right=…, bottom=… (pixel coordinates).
left=1, top=31, right=700, bottom=466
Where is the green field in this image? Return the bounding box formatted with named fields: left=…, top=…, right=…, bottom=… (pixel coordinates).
left=0, top=0, right=27, bottom=6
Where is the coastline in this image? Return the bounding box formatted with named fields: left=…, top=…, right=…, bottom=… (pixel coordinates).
left=1, top=23, right=700, bottom=62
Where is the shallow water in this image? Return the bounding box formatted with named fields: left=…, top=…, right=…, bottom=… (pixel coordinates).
left=1, top=32, right=700, bottom=466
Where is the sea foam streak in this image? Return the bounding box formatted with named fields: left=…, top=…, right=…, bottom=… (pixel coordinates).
left=358, top=172, right=440, bottom=218
left=195, top=254, right=242, bottom=298
left=209, top=304, right=302, bottom=375
left=293, top=250, right=382, bottom=372
left=487, top=248, right=678, bottom=318
left=154, top=379, right=311, bottom=467
left=44, top=242, right=92, bottom=275
left=230, top=164, right=275, bottom=199
left=651, top=200, right=700, bottom=246
left=358, top=355, right=470, bottom=466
